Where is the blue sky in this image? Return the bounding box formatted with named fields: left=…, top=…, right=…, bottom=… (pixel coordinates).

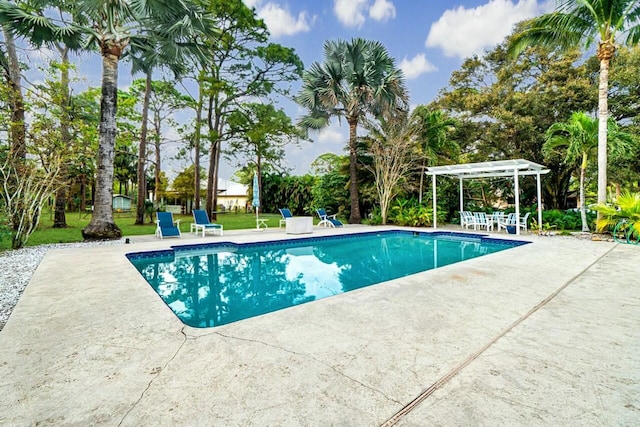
left=242, top=0, right=554, bottom=179
left=26, top=0, right=554, bottom=180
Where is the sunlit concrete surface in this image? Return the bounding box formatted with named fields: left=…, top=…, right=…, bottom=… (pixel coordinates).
left=0, top=226, right=638, bottom=426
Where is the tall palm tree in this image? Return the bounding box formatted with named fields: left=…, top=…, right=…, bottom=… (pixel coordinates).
left=409, top=107, right=458, bottom=204
left=543, top=111, right=634, bottom=231
left=508, top=0, right=640, bottom=214
left=296, top=38, right=408, bottom=223
left=0, top=0, right=210, bottom=238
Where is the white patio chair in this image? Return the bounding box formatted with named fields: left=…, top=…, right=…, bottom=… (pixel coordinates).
left=460, top=211, right=475, bottom=229
left=497, top=213, right=517, bottom=232
left=519, top=212, right=531, bottom=232
left=473, top=212, right=493, bottom=231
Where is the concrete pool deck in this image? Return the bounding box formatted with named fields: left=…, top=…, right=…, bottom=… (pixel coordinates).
left=0, top=226, right=638, bottom=426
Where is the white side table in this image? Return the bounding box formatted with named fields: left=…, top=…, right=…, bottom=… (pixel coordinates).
left=285, top=216, right=313, bottom=234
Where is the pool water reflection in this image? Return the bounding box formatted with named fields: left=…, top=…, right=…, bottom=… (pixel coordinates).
left=127, top=231, right=527, bottom=327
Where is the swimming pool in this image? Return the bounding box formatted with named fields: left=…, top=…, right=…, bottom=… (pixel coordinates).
left=127, top=230, right=528, bottom=328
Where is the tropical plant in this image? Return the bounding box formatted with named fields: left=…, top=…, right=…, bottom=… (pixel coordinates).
left=543, top=111, right=635, bottom=231
left=409, top=107, right=458, bottom=203
left=592, top=192, right=640, bottom=241
left=296, top=38, right=409, bottom=223
left=387, top=198, right=447, bottom=227
left=508, top=0, right=640, bottom=213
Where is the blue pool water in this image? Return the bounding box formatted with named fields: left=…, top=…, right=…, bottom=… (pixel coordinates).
left=127, top=230, right=527, bottom=328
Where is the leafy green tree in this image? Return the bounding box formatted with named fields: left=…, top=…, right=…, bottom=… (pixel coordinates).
left=544, top=112, right=635, bottom=231
left=508, top=0, right=640, bottom=212
left=225, top=102, right=301, bottom=206
left=192, top=0, right=302, bottom=219
left=172, top=165, right=206, bottom=206
left=296, top=38, right=409, bottom=223
left=409, top=107, right=458, bottom=203
left=260, top=173, right=315, bottom=215
left=128, top=5, right=214, bottom=225
left=435, top=39, right=595, bottom=208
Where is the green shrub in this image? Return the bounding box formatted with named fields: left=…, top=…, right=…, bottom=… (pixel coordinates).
left=388, top=198, right=447, bottom=227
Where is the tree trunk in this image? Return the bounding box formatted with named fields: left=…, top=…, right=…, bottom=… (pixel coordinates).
left=212, top=140, right=221, bottom=220
left=347, top=118, right=361, bottom=223
left=153, top=110, right=161, bottom=205
left=3, top=26, right=26, bottom=234
left=3, top=26, right=25, bottom=163
left=82, top=49, right=122, bottom=240
left=53, top=47, right=71, bottom=228
left=80, top=174, right=87, bottom=210
left=136, top=71, right=152, bottom=224
left=193, top=83, right=204, bottom=210
left=579, top=153, right=589, bottom=232
left=205, top=140, right=218, bottom=217
left=596, top=55, right=610, bottom=220
left=205, top=93, right=221, bottom=219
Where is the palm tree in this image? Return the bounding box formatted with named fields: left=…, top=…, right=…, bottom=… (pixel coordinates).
left=508, top=0, right=640, bottom=215
left=593, top=191, right=640, bottom=241
left=543, top=111, right=634, bottom=231
left=0, top=0, right=207, bottom=239
left=409, top=107, right=458, bottom=204
left=296, top=38, right=408, bottom=223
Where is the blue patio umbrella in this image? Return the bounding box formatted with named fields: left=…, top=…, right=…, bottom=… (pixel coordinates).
left=252, top=172, right=260, bottom=228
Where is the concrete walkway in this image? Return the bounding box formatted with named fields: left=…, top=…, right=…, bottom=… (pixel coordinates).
left=0, top=226, right=638, bottom=426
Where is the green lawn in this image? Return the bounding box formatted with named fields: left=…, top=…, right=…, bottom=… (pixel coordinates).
left=0, top=210, right=285, bottom=251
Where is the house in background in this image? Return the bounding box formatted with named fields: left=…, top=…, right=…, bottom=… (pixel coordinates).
left=217, top=179, right=248, bottom=211
left=112, top=194, right=132, bottom=212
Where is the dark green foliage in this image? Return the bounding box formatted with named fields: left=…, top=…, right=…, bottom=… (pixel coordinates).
left=260, top=173, right=315, bottom=215
left=311, top=170, right=349, bottom=218
left=537, top=209, right=596, bottom=231
left=385, top=198, right=447, bottom=227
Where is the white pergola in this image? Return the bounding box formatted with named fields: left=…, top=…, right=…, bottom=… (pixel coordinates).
left=426, top=159, right=550, bottom=235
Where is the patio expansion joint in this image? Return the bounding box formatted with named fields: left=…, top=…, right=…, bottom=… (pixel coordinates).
left=380, top=243, right=620, bottom=427
left=212, top=330, right=403, bottom=406
left=117, top=327, right=188, bottom=427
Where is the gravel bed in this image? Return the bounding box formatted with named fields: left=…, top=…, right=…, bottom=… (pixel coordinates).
left=0, top=239, right=125, bottom=331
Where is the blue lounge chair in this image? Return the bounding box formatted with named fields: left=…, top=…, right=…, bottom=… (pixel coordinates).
left=279, top=208, right=293, bottom=227
left=191, top=209, right=223, bottom=237
left=316, top=208, right=343, bottom=228
left=155, top=212, right=181, bottom=239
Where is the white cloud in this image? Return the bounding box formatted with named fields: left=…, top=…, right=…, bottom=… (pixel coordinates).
left=425, top=0, right=551, bottom=59
left=243, top=1, right=314, bottom=38
left=399, top=54, right=437, bottom=79
left=316, top=126, right=346, bottom=145
left=369, top=0, right=396, bottom=22
left=334, top=0, right=368, bottom=28
left=243, top=0, right=261, bottom=9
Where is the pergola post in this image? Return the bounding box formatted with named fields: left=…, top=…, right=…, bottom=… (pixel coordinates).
left=514, top=168, right=520, bottom=235
left=459, top=178, right=463, bottom=213
left=432, top=174, right=437, bottom=228
left=536, top=172, right=543, bottom=232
